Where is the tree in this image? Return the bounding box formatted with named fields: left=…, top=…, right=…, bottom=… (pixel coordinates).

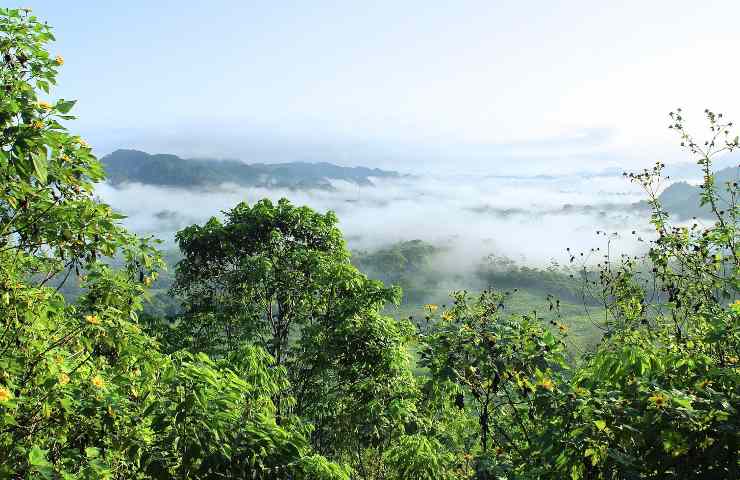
left=547, top=110, right=739, bottom=479
left=171, top=199, right=418, bottom=466
left=0, top=8, right=348, bottom=478
left=419, top=291, right=568, bottom=477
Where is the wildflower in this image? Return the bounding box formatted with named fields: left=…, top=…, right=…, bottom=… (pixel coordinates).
left=649, top=392, right=667, bottom=408
left=0, top=386, right=11, bottom=402
left=60, top=154, right=70, bottom=163
left=558, top=323, right=568, bottom=333
left=538, top=378, right=555, bottom=391
left=424, top=304, right=438, bottom=314
left=91, top=375, right=105, bottom=389
left=31, top=120, right=44, bottom=129
left=78, top=139, right=89, bottom=148
left=441, top=311, right=453, bottom=322
left=37, top=101, right=52, bottom=110
left=58, top=373, right=70, bottom=385
left=85, top=314, right=100, bottom=325
left=54, top=55, right=64, bottom=65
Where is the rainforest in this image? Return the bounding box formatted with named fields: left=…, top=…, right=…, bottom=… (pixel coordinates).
left=0, top=6, right=738, bottom=480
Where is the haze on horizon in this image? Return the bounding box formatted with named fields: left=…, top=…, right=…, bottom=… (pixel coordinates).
left=8, top=0, right=740, bottom=174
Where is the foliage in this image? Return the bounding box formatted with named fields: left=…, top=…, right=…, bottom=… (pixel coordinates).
left=476, top=255, right=593, bottom=305
left=0, top=8, right=345, bottom=479
left=1, top=6, right=737, bottom=480
left=352, top=239, right=441, bottom=304
left=408, top=110, right=738, bottom=479
left=170, top=198, right=418, bottom=467
left=384, top=434, right=457, bottom=480
left=652, top=165, right=738, bottom=219
left=418, top=291, right=569, bottom=477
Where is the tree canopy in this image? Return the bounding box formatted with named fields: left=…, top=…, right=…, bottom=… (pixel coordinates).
left=1, top=7, right=737, bottom=480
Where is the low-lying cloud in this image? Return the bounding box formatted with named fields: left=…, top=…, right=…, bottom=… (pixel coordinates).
left=96, top=172, right=658, bottom=272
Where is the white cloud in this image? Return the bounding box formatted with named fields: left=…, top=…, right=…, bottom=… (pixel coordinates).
left=97, top=172, right=653, bottom=269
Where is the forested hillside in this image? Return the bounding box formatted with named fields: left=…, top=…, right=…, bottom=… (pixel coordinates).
left=101, top=149, right=400, bottom=189
left=0, top=8, right=737, bottom=480
left=655, top=165, right=739, bottom=219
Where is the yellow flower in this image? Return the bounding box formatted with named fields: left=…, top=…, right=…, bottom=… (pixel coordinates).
left=78, top=139, right=89, bottom=148
left=37, top=101, right=52, bottom=110
left=538, top=378, right=555, bottom=391
left=54, top=55, right=64, bottom=65
left=85, top=314, right=100, bottom=325
left=0, top=386, right=11, bottom=402
left=91, top=375, right=105, bottom=389
left=649, top=392, right=667, bottom=408
left=730, top=300, right=740, bottom=314
left=441, top=311, right=453, bottom=322
left=558, top=323, right=568, bottom=333
left=696, top=379, right=712, bottom=390
left=424, top=304, right=438, bottom=314
left=58, top=373, right=70, bottom=386
left=60, top=154, right=70, bottom=163
left=31, top=120, right=44, bottom=130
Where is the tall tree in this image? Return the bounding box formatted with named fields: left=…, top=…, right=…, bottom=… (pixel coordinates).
left=172, top=199, right=418, bottom=461
left=0, top=8, right=349, bottom=478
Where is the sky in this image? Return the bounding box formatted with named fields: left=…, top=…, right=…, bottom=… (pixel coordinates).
left=9, top=1, right=740, bottom=173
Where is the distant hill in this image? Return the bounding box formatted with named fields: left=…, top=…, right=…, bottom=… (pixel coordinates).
left=100, top=149, right=401, bottom=189
left=654, top=166, right=739, bottom=219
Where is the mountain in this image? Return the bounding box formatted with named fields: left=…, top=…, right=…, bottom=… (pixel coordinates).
left=655, top=165, right=739, bottom=219
left=662, top=152, right=740, bottom=180
left=100, top=149, right=401, bottom=189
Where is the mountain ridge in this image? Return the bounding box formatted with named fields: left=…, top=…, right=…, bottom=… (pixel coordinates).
left=100, top=149, right=402, bottom=190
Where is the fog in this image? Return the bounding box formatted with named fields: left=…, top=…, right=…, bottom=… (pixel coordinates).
left=96, top=171, right=662, bottom=273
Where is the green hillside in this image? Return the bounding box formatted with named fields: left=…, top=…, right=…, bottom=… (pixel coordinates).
left=655, top=165, right=739, bottom=218
left=101, top=148, right=401, bottom=189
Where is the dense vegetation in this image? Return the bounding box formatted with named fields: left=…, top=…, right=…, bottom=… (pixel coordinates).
left=101, top=149, right=400, bottom=190
left=1, top=8, right=737, bottom=479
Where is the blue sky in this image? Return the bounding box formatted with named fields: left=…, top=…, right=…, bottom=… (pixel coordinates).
left=9, top=1, right=740, bottom=172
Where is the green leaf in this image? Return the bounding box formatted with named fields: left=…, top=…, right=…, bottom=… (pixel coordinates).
left=593, top=420, right=606, bottom=431
left=56, top=99, right=76, bottom=114
left=36, top=79, right=49, bottom=93
left=85, top=446, right=100, bottom=459
left=28, top=446, right=50, bottom=466
left=31, top=150, right=48, bottom=183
